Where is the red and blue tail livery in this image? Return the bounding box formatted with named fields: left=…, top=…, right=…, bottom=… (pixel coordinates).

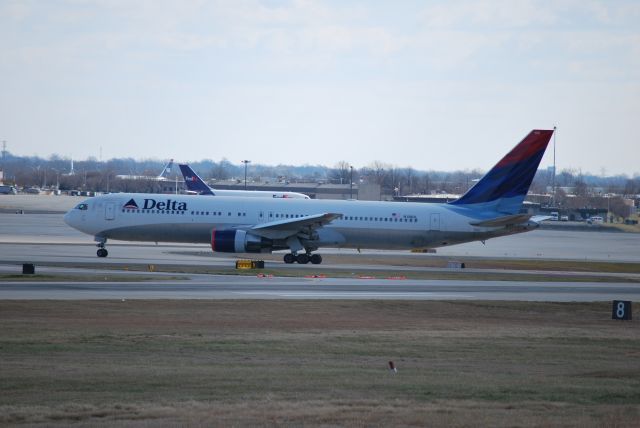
left=450, top=130, right=553, bottom=214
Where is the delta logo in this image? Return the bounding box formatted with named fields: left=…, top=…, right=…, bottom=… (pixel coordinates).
left=123, top=198, right=188, bottom=211
left=123, top=199, right=139, bottom=209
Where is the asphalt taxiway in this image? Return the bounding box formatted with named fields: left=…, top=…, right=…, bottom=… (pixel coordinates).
left=1, top=212, right=639, bottom=302
left=2, top=270, right=639, bottom=301
left=2, top=212, right=640, bottom=262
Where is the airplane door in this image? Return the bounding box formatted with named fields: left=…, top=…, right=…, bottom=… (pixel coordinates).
left=105, top=203, right=116, bottom=221
left=429, top=213, right=440, bottom=231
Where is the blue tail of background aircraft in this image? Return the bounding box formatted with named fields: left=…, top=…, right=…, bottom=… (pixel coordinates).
left=450, top=129, right=554, bottom=215
left=179, top=164, right=215, bottom=195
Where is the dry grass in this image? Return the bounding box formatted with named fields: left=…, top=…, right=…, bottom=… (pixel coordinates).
left=1, top=300, right=639, bottom=427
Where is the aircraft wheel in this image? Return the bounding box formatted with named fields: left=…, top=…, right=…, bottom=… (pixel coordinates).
left=97, top=248, right=108, bottom=258
left=310, top=254, right=322, bottom=265
left=283, top=253, right=296, bottom=264
left=297, top=254, right=310, bottom=264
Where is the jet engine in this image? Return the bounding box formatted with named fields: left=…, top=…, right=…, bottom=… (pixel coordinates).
left=211, top=229, right=272, bottom=253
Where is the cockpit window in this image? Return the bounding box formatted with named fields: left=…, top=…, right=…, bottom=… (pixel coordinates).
left=75, top=203, right=89, bottom=210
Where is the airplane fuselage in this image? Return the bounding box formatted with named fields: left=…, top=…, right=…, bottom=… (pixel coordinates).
left=64, top=193, right=536, bottom=251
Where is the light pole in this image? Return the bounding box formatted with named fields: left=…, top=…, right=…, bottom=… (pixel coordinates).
left=349, top=165, right=353, bottom=199
left=552, top=125, right=557, bottom=207
left=241, top=160, right=251, bottom=190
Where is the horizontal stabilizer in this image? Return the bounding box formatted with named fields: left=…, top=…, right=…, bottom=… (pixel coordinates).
left=470, top=214, right=532, bottom=227
left=530, top=215, right=552, bottom=224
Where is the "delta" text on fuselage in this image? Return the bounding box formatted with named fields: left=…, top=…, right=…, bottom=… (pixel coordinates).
left=142, top=199, right=187, bottom=211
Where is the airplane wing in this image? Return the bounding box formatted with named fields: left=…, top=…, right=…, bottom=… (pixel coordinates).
left=250, top=213, right=341, bottom=239
left=469, top=214, right=532, bottom=227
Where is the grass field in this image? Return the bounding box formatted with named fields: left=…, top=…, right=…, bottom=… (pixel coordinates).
left=1, top=300, right=639, bottom=427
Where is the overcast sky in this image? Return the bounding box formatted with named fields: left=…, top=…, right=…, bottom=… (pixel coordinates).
left=1, top=1, right=638, bottom=175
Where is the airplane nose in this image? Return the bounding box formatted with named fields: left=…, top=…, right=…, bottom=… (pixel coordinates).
left=63, top=210, right=73, bottom=226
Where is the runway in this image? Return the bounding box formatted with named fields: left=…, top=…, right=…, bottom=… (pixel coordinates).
left=1, top=212, right=639, bottom=302
left=2, top=273, right=639, bottom=301
left=2, top=213, right=640, bottom=262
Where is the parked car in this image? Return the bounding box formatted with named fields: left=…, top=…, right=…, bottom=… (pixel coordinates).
left=560, top=215, right=569, bottom=221
left=587, top=216, right=604, bottom=224
left=23, top=187, right=41, bottom=194
left=0, top=185, right=17, bottom=195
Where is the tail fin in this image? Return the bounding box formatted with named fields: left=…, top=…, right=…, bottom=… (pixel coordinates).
left=179, top=164, right=215, bottom=195
left=450, top=129, right=553, bottom=214
left=158, top=159, right=174, bottom=178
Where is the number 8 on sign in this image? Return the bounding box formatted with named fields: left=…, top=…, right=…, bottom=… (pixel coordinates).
left=617, top=302, right=625, bottom=318
left=612, top=300, right=632, bottom=320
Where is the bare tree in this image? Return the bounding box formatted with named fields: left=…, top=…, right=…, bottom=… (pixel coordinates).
left=329, top=161, right=351, bottom=184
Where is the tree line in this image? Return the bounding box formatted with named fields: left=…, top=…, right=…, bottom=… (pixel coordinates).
left=1, top=151, right=639, bottom=216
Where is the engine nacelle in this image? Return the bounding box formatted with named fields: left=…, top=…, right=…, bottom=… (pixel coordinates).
left=211, top=229, right=272, bottom=253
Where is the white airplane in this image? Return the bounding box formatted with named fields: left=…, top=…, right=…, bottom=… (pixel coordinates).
left=64, top=130, right=553, bottom=264
left=115, top=159, right=174, bottom=181
left=179, top=164, right=310, bottom=199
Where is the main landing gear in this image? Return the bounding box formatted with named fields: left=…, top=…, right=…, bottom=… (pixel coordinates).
left=95, top=237, right=108, bottom=258
left=283, top=253, right=322, bottom=265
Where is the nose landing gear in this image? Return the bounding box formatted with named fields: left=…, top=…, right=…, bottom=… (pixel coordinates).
left=95, top=237, right=108, bottom=258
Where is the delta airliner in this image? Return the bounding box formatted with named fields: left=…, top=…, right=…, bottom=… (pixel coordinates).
left=64, top=130, right=553, bottom=264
